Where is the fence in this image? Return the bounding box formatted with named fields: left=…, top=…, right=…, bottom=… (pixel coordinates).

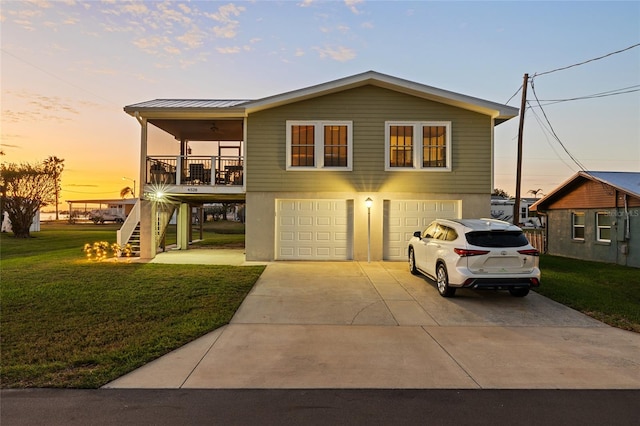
left=524, top=230, right=546, bottom=254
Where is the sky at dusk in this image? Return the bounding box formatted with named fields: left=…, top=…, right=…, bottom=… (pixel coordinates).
left=1, top=0, right=639, bottom=209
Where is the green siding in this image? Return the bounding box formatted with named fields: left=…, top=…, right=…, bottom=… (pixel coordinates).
left=246, top=85, right=492, bottom=193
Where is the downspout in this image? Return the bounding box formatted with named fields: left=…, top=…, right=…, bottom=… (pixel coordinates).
left=624, top=194, right=630, bottom=240
left=539, top=210, right=548, bottom=254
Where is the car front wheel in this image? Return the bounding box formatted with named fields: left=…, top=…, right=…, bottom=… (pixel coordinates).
left=436, top=264, right=456, bottom=297
left=409, top=248, right=418, bottom=275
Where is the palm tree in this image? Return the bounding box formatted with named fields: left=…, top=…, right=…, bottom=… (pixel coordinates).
left=43, top=156, right=65, bottom=220
left=120, top=186, right=134, bottom=199
left=528, top=188, right=544, bottom=198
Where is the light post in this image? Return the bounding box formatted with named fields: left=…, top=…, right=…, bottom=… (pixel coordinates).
left=122, top=176, right=136, bottom=198
left=365, top=197, right=373, bottom=263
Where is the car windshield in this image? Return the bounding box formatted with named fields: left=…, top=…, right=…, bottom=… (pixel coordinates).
left=465, top=231, right=529, bottom=248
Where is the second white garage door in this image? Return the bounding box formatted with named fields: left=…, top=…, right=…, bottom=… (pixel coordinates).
left=276, top=199, right=352, bottom=260
left=384, top=200, right=461, bottom=261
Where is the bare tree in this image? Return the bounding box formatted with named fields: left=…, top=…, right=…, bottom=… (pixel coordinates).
left=43, top=156, right=65, bottom=220
left=0, top=161, right=56, bottom=238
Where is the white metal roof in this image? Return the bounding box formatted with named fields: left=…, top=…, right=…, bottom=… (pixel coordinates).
left=124, top=99, right=250, bottom=109
left=124, top=71, right=518, bottom=123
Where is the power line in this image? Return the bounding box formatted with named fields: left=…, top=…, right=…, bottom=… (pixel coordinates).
left=529, top=79, right=589, bottom=172
left=530, top=85, right=640, bottom=106
left=525, top=100, right=579, bottom=174
left=504, top=84, right=523, bottom=105
left=533, top=43, right=640, bottom=77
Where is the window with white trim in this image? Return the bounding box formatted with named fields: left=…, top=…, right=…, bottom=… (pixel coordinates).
left=572, top=212, right=585, bottom=240
left=596, top=212, right=612, bottom=242
left=286, top=121, right=352, bottom=170
left=385, top=121, right=451, bottom=171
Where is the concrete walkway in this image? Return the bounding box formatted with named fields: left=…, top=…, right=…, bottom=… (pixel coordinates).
left=104, top=259, right=640, bottom=389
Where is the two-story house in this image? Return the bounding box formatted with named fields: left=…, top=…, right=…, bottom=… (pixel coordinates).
left=120, top=71, right=518, bottom=261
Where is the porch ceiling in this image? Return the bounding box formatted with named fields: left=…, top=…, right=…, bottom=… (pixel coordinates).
left=149, top=119, right=243, bottom=141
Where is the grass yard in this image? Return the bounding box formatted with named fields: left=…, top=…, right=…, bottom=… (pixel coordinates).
left=1, top=221, right=264, bottom=388
left=1, top=222, right=639, bottom=388
left=537, top=255, right=640, bottom=332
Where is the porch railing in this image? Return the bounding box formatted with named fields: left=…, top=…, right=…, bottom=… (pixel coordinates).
left=146, top=155, right=243, bottom=187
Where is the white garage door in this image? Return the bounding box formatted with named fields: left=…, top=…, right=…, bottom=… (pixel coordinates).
left=384, top=200, right=461, bottom=261
left=276, top=199, right=352, bottom=260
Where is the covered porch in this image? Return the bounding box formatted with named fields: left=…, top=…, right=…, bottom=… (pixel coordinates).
left=122, top=100, right=249, bottom=259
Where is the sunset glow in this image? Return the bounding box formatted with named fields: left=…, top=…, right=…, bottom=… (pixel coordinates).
left=2, top=1, right=638, bottom=212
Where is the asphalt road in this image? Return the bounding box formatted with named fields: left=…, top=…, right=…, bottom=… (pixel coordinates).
left=2, top=389, right=640, bottom=426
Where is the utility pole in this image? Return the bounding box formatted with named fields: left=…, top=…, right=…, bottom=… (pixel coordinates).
left=514, top=73, right=528, bottom=226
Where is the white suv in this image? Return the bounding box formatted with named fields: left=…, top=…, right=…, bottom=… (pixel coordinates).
left=407, top=219, right=540, bottom=297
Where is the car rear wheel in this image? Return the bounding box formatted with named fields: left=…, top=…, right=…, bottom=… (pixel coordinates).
left=436, top=264, right=456, bottom=297
left=509, top=287, right=530, bottom=297
left=409, top=248, right=418, bottom=275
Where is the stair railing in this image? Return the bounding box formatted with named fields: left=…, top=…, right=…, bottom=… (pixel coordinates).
left=117, top=199, right=141, bottom=247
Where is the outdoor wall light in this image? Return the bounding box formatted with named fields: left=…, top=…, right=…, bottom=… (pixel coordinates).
left=365, top=197, right=373, bottom=262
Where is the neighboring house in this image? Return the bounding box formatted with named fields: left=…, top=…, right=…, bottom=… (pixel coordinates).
left=121, top=71, right=518, bottom=261
left=530, top=171, right=640, bottom=268
left=490, top=196, right=543, bottom=227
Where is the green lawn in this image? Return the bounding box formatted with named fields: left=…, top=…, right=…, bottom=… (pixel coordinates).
left=1, top=221, right=264, bottom=388
left=536, top=255, right=640, bottom=333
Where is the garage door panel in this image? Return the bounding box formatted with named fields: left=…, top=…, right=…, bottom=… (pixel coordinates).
left=280, top=216, right=295, bottom=226
left=384, top=200, right=461, bottom=261
left=316, top=216, right=331, bottom=226
left=298, top=247, right=312, bottom=256
left=280, top=231, right=294, bottom=241
left=404, top=217, right=419, bottom=227
left=298, top=201, right=314, bottom=211
left=276, top=199, right=352, bottom=260
left=386, top=246, right=404, bottom=259
left=316, top=232, right=330, bottom=241
left=387, top=232, right=401, bottom=243
left=440, top=201, right=457, bottom=212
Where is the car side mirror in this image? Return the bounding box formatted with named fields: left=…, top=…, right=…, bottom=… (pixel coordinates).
left=413, top=231, right=422, bottom=238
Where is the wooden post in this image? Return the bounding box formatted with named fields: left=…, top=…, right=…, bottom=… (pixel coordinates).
left=514, top=73, right=529, bottom=226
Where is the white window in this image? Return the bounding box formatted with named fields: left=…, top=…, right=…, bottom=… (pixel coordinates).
left=572, top=212, right=585, bottom=240
left=385, top=121, right=452, bottom=171
left=596, top=212, right=612, bottom=243
left=286, top=121, right=352, bottom=171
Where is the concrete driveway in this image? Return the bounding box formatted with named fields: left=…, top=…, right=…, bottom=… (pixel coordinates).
left=105, top=261, right=640, bottom=389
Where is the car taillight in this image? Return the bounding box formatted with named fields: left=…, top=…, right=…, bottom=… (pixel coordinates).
left=454, top=248, right=490, bottom=257
left=518, top=249, right=540, bottom=256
